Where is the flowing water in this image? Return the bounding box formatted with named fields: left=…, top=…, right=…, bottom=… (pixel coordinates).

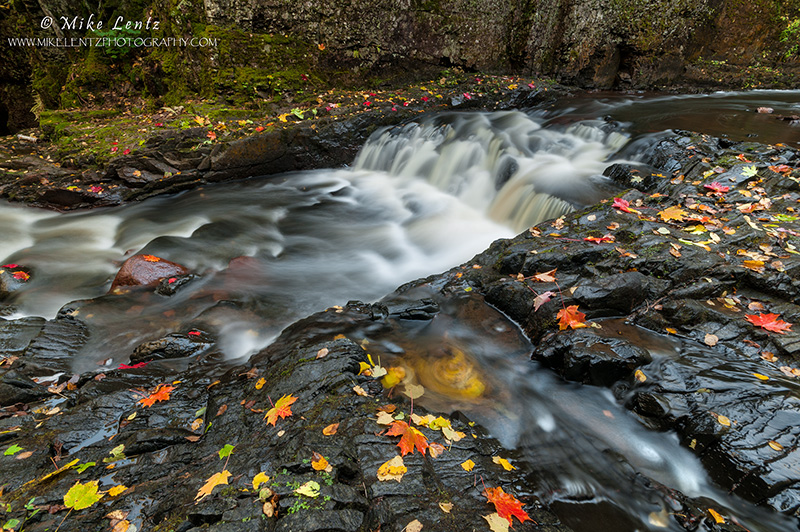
left=3, top=91, right=800, bottom=531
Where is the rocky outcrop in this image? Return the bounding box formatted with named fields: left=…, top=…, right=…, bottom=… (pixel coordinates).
left=110, top=254, right=190, bottom=292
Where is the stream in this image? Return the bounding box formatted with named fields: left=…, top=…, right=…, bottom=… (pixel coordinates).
left=3, top=90, right=800, bottom=531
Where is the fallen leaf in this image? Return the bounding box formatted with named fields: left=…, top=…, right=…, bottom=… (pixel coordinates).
left=15, top=451, right=33, bottom=460
left=439, top=502, right=453, bottom=513
left=483, top=486, right=531, bottom=525
left=141, top=254, right=161, bottom=263
left=195, top=470, right=231, bottom=501
left=583, top=234, right=615, bottom=244
left=264, top=394, right=297, bottom=425
left=704, top=334, right=718, bottom=346
left=353, top=385, right=370, bottom=397
left=386, top=420, right=429, bottom=456
left=253, top=472, right=270, bottom=490
left=557, top=305, right=587, bottom=330
left=138, top=384, right=175, bottom=407
left=704, top=182, right=730, bottom=195
left=492, top=456, right=516, bottom=471
left=108, top=484, right=128, bottom=497
left=404, top=519, right=423, bottom=532
left=612, top=197, right=635, bottom=213
left=295, top=480, right=320, bottom=498
left=708, top=508, right=725, bottom=524
left=111, top=520, right=130, bottom=532
left=717, top=414, right=731, bottom=427
left=461, top=459, right=476, bottom=471
left=533, top=269, right=557, bottom=282
left=428, top=442, right=445, bottom=458
left=484, top=512, right=510, bottom=532
left=64, top=480, right=103, bottom=510
left=533, top=291, right=555, bottom=312
left=659, top=206, right=688, bottom=222
left=255, top=377, right=266, bottom=389
left=312, top=452, right=332, bottom=472
left=218, top=444, right=234, bottom=459
left=753, top=373, right=769, bottom=381
left=316, top=347, right=329, bottom=359
left=634, top=369, right=647, bottom=383
left=745, top=313, right=793, bottom=334
left=4, top=444, right=23, bottom=456
left=377, top=455, right=407, bottom=482
left=402, top=383, right=425, bottom=399
left=768, top=440, right=784, bottom=451
left=323, top=423, right=339, bottom=435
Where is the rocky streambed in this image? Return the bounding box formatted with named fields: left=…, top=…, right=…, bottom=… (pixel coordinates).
left=3, top=101, right=800, bottom=532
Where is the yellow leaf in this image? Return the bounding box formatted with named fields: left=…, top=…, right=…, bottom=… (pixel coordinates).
left=439, top=501, right=453, bottom=513
left=294, top=480, right=320, bottom=497
left=64, top=480, right=103, bottom=510
left=492, top=456, right=516, bottom=471
left=442, top=425, right=465, bottom=442
left=404, top=519, right=423, bottom=532
left=353, top=385, right=370, bottom=397
left=377, top=455, right=407, bottom=482
left=278, top=113, right=289, bottom=123
left=112, top=520, right=131, bottom=532
left=402, top=383, right=425, bottom=399
left=253, top=472, right=270, bottom=490
left=195, top=470, right=231, bottom=501
left=461, top=459, right=475, bottom=471
left=634, top=369, right=647, bottom=383
left=708, top=508, right=725, bottom=524
left=312, top=452, right=332, bottom=472
left=659, top=206, right=688, bottom=222
left=768, top=440, right=784, bottom=451
left=717, top=414, right=731, bottom=427
left=483, top=512, right=510, bottom=532
left=323, top=423, right=339, bottom=435
left=255, top=377, right=266, bottom=390
left=753, top=373, right=770, bottom=381
left=108, top=484, right=128, bottom=497
left=665, top=328, right=677, bottom=334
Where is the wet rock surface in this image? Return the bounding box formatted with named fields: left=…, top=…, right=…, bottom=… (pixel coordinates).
left=110, top=254, right=191, bottom=292
left=3, top=127, right=800, bottom=531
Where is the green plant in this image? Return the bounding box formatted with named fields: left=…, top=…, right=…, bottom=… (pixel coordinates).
left=781, top=16, right=800, bottom=59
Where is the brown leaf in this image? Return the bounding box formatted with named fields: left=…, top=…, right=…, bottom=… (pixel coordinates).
left=216, top=404, right=228, bottom=417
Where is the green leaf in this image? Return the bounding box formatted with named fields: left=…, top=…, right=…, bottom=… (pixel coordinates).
left=2, top=519, right=20, bottom=530
left=294, top=480, right=320, bottom=498
left=775, top=214, right=798, bottom=222
left=76, top=462, right=96, bottom=473
left=63, top=480, right=103, bottom=510
left=218, top=444, right=235, bottom=459
left=290, top=108, right=304, bottom=119
left=742, top=165, right=759, bottom=177
left=3, top=444, right=22, bottom=456
left=103, top=444, right=126, bottom=463
left=195, top=406, right=207, bottom=417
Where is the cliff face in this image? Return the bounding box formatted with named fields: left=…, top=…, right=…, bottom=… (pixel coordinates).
left=2, top=0, right=800, bottom=131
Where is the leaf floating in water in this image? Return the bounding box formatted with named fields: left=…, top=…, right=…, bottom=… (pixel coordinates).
left=753, top=373, right=770, bottom=381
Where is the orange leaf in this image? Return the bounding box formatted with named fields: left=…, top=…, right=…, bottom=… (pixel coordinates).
left=386, top=420, right=428, bottom=456
left=322, top=423, right=339, bottom=435
left=533, top=269, right=557, bottom=282
left=483, top=486, right=532, bottom=525
left=311, top=452, right=331, bottom=472
left=138, top=384, right=175, bottom=407
left=658, top=206, right=688, bottom=222
left=141, top=254, right=161, bottom=262
left=264, top=394, right=297, bottom=425
left=583, top=234, right=615, bottom=244
left=557, top=305, right=587, bottom=330
left=745, top=313, right=793, bottom=334
left=195, top=470, right=231, bottom=501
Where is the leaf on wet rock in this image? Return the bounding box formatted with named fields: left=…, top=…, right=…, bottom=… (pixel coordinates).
left=658, top=206, right=688, bottom=222
left=768, top=440, right=784, bottom=451
left=377, top=455, right=407, bottom=482
left=352, top=385, right=370, bottom=397
left=4, top=444, right=23, bottom=456
left=312, top=452, right=332, bottom=472
left=138, top=384, right=175, bottom=407
left=255, top=377, right=266, bottom=389
left=323, top=422, right=339, bottom=435
left=439, top=502, right=453, bottom=513
left=745, top=313, right=793, bottom=334
left=316, top=347, right=329, bottom=359
left=634, top=369, right=647, bottom=383
left=492, top=456, right=516, bottom=471
left=533, top=291, right=555, bottom=312
left=583, top=234, right=615, bottom=244
left=704, top=182, right=729, bottom=195
left=64, top=480, right=103, bottom=510
left=703, top=334, right=718, bottom=347
left=557, top=305, right=587, bottom=330
left=264, top=394, right=297, bottom=425
left=741, top=165, right=758, bottom=177
left=195, top=470, right=231, bottom=502
left=253, top=472, right=270, bottom=490
left=483, top=486, right=532, bottom=525
left=428, top=442, right=445, bottom=458
left=533, top=269, right=557, bottom=282
left=107, top=484, right=128, bottom=497
left=612, top=197, right=636, bottom=213
left=708, top=508, right=725, bottom=524
left=386, top=420, right=429, bottom=456
left=484, top=512, right=510, bottom=532
left=404, top=519, right=423, bottom=532
left=294, top=480, right=320, bottom=498
left=461, top=459, right=476, bottom=471
left=218, top=444, right=234, bottom=459
left=715, top=414, right=731, bottom=427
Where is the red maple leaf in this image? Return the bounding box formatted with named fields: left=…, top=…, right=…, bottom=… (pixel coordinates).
left=704, top=182, right=730, bottom=195
left=119, top=362, right=148, bottom=369
left=583, top=234, right=615, bottom=244
left=2, top=264, right=19, bottom=268
left=385, top=420, right=429, bottom=456
left=483, top=486, right=532, bottom=525
left=264, top=394, right=297, bottom=426
left=141, top=254, right=161, bottom=262
left=557, top=305, right=587, bottom=330
left=612, top=197, right=632, bottom=213
left=745, top=313, right=793, bottom=334
left=12, top=271, right=30, bottom=281
left=138, top=384, right=176, bottom=407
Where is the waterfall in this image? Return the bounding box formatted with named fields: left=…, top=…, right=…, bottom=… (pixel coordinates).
left=353, top=111, right=628, bottom=231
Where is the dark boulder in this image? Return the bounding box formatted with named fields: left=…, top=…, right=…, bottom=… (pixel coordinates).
left=110, top=254, right=190, bottom=292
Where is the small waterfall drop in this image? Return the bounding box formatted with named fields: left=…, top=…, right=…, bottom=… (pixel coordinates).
left=354, top=111, right=628, bottom=231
